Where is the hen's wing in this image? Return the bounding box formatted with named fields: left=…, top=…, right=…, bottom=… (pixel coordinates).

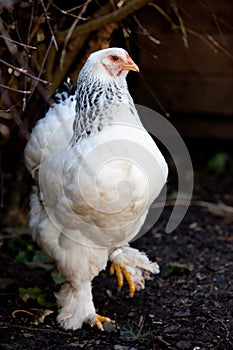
left=24, top=78, right=76, bottom=181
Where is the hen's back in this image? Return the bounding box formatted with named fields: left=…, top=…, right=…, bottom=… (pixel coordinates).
left=24, top=78, right=76, bottom=180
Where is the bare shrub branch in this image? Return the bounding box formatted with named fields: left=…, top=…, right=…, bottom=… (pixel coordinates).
left=0, top=59, right=49, bottom=84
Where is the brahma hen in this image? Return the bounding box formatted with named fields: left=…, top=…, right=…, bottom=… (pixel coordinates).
left=24, top=48, right=168, bottom=330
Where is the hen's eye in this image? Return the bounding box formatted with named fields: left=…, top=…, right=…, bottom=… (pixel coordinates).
left=111, top=55, right=119, bottom=61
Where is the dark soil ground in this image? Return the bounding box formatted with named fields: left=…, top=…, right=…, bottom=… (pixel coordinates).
left=0, top=140, right=232, bottom=350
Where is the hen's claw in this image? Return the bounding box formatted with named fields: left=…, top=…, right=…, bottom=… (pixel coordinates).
left=96, top=314, right=111, bottom=331
left=110, top=262, right=135, bottom=297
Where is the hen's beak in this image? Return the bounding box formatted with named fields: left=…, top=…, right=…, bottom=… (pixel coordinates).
left=123, top=61, right=139, bottom=72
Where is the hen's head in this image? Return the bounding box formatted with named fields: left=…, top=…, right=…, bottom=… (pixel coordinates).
left=81, top=48, right=139, bottom=82
left=74, top=48, right=139, bottom=141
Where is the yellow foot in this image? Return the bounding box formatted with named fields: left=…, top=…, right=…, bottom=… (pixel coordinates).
left=96, top=314, right=111, bottom=331
left=109, top=262, right=135, bottom=297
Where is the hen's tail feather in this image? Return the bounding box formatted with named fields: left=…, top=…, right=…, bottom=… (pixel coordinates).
left=55, top=77, right=76, bottom=98
left=39, top=78, right=76, bottom=120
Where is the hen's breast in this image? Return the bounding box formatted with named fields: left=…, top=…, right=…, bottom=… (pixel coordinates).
left=53, top=122, right=168, bottom=247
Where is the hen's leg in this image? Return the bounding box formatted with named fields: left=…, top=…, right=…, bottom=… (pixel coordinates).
left=35, top=220, right=110, bottom=330
left=54, top=237, right=110, bottom=330
left=56, top=281, right=110, bottom=330
left=109, top=246, right=160, bottom=296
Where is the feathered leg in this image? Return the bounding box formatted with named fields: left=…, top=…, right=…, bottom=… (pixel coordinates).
left=56, top=281, right=110, bottom=330
left=30, top=205, right=110, bottom=330
left=54, top=238, right=110, bottom=330
left=109, top=246, right=159, bottom=296
left=56, top=233, right=112, bottom=330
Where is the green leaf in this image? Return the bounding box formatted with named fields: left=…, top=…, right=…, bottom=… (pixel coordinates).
left=33, top=251, right=50, bottom=263
left=18, top=286, right=55, bottom=307
left=161, top=262, right=194, bottom=278
left=69, top=340, right=91, bottom=348
left=37, top=294, right=55, bottom=308
left=1, top=344, right=18, bottom=350
left=207, top=152, right=230, bottom=172
left=19, top=286, right=42, bottom=301
left=3, top=226, right=28, bottom=235
left=23, top=333, right=34, bottom=338
left=120, top=320, right=153, bottom=343
left=51, top=270, right=65, bottom=285
left=15, top=251, right=29, bottom=263
left=168, top=262, right=194, bottom=272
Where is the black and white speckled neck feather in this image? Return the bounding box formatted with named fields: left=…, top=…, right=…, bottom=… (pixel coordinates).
left=72, top=49, right=138, bottom=143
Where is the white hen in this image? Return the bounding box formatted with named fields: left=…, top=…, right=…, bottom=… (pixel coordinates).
left=24, top=48, right=168, bottom=330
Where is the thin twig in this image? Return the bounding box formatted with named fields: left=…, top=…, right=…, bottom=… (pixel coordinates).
left=0, top=84, right=31, bottom=94
left=0, top=17, right=19, bottom=58
left=170, top=0, right=189, bottom=48
left=208, top=311, right=230, bottom=340
left=28, top=13, right=46, bottom=44
left=0, top=35, right=37, bottom=50
left=149, top=2, right=218, bottom=53
left=48, top=0, right=90, bottom=19
left=9, top=8, right=24, bottom=50
left=27, top=38, right=54, bottom=101
left=60, top=0, right=92, bottom=69
left=133, top=15, right=161, bottom=45
left=201, top=0, right=225, bottom=44
left=0, top=72, right=30, bottom=140
left=0, top=59, right=49, bottom=84
left=25, top=0, right=49, bottom=102
left=0, top=324, right=69, bottom=335
left=60, top=18, right=79, bottom=69
left=12, top=310, right=35, bottom=318
left=27, top=0, right=35, bottom=45
left=207, top=34, right=233, bottom=60
left=40, top=0, right=58, bottom=51
left=148, top=2, right=174, bottom=26
left=197, top=0, right=233, bottom=30
left=21, top=0, right=36, bottom=111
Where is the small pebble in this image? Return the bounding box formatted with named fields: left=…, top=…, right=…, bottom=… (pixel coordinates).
left=162, top=325, right=179, bottom=334
left=174, top=309, right=190, bottom=317
left=176, top=340, right=191, bottom=349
